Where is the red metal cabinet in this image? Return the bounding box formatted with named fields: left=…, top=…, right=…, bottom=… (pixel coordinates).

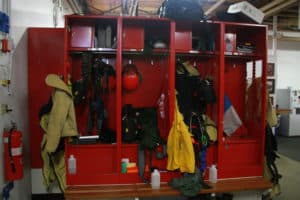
left=218, top=22, right=267, bottom=178
left=28, top=28, right=65, bottom=168
left=28, top=17, right=267, bottom=184
left=64, top=16, right=175, bottom=185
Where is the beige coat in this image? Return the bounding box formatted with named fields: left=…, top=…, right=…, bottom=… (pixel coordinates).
left=40, top=74, right=78, bottom=192
left=43, top=74, right=78, bottom=153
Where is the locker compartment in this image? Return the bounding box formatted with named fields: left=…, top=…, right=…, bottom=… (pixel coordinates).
left=70, top=25, right=94, bottom=48
left=122, top=20, right=144, bottom=50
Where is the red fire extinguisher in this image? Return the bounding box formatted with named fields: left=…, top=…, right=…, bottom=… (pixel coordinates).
left=3, top=127, right=23, bottom=181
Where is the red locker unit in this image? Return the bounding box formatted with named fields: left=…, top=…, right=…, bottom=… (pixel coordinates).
left=219, top=22, right=267, bottom=178
left=28, top=16, right=267, bottom=185
left=64, top=16, right=176, bottom=185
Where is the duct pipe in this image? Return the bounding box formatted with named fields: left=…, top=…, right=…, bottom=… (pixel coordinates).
left=67, top=0, right=83, bottom=14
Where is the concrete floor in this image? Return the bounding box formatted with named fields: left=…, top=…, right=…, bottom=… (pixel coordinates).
left=277, top=136, right=300, bottom=162
left=273, top=154, right=300, bottom=200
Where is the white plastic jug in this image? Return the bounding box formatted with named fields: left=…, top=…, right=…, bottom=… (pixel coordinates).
left=68, top=154, right=77, bottom=175
left=151, top=169, right=160, bottom=189
left=209, top=164, right=217, bottom=183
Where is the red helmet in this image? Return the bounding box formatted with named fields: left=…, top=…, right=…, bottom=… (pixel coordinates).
left=122, top=63, right=141, bottom=91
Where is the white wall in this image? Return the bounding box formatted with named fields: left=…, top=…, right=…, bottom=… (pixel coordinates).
left=276, top=40, right=300, bottom=89
left=0, top=0, right=71, bottom=199
left=268, top=30, right=300, bottom=90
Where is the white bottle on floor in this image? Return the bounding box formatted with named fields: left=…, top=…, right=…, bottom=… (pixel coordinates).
left=209, top=164, right=217, bottom=183
left=68, top=154, right=77, bottom=175
left=151, top=169, right=160, bottom=189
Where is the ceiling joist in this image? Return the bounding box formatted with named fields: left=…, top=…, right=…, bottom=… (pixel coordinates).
left=205, top=0, right=227, bottom=16
left=264, top=0, right=298, bottom=18
left=260, top=0, right=287, bottom=12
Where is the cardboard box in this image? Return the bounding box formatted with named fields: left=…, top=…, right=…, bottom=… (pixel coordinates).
left=227, top=1, right=264, bottom=24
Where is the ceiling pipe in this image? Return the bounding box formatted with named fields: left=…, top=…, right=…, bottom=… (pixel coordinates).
left=264, top=0, right=298, bottom=18
left=52, top=0, right=63, bottom=27
left=66, top=0, right=83, bottom=14
left=72, top=0, right=84, bottom=14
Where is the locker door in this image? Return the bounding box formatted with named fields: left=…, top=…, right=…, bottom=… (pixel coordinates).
left=28, top=28, right=65, bottom=168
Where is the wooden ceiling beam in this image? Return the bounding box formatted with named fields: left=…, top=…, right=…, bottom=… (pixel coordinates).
left=276, top=14, right=298, bottom=18
left=205, top=0, right=227, bottom=16
left=264, top=0, right=298, bottom=18
left=260, top=0, right=286, bottom=12
left=281, top=10, right=298, bottom=14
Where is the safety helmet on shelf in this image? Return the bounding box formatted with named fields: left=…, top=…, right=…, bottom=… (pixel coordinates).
left=122, top=63, right=141, bottom=91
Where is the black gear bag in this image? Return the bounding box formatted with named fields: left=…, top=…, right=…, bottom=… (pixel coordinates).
left=158, top=0, right=205, bottom=21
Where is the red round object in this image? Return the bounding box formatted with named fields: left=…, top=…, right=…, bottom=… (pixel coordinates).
left=122, top=73, right=139, bottom=91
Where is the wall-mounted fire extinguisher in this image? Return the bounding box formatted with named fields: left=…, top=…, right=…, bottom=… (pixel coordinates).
left=3, top=125, right=23, bottom=181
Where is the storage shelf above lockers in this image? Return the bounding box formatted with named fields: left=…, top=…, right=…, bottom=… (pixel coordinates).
left=69, top=48, right=117, bottom=54
left=224, top=23, right=266, bottom=60
left=224, top=52, right=264, bottom=60
left=66, top=15, right=118, bottom=50
left=122, top=49, right=169, bottom=56
left=176, top=50, right=220, bottom=58
left=175, top=21, right=221, bottom=53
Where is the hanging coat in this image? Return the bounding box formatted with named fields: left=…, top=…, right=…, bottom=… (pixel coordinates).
left=44, top=74, right=78, bottom=152
left=167, top=97, right=195, bottom=173
left=40, top=74, right=79, bottom=192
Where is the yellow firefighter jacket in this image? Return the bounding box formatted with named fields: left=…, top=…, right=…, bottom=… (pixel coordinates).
left=167, top=97, right=195, bottom=173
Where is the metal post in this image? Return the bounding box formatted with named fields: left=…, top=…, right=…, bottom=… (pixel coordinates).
left=272, top=15, right=278, bottom=57
left=298, top=1, right=300, bottom=29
